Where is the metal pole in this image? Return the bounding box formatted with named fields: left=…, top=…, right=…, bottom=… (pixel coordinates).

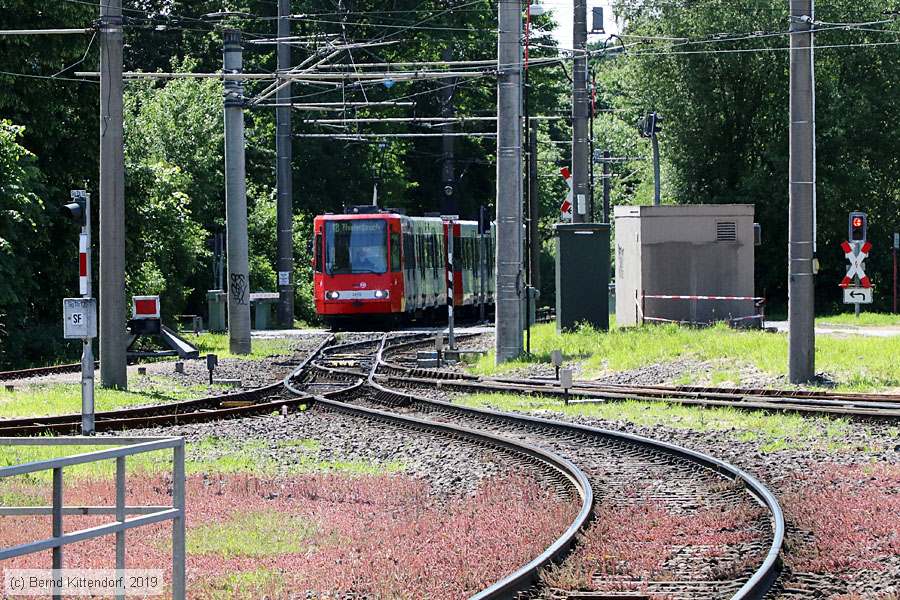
left=224, top=30, right=252, bottom=355
left=572, top=0, right=589, bottom=223
left=115, top=456, right=126, bottom=600
left=275, top=0, right=294, bottom=329
left=479, top=206, right=487, bottom=323
left=495, top=0, right=524, bottom=363
left=52, top=467, right=63, bottom=600
left=99, top=0, right=127, bottom=389
left=79, top=192, right=95, bottom=435
left=589, top=71, right=596, bottom=220
left=893, top=237, right=898, bottom=314
left=651, top=131, right=661, bottom=205
left=172, top=441, right=186, bottom=600
left=602, top=149, right=611, bottom=223
left=441, top=47, right=457, bottom=216
left=528, top=126, right=541, bottom=297
left=447, top=218, right=456, bottom=350
left=788, top=0, right=816, bottom=382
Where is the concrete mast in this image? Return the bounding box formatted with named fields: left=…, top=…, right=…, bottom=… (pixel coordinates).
left=275, top=0, right=294, bottom=328
left=495, top=0, right=524, bottom=363
left=224, top=29, right=252, bottom=355
left=571, top=0, right=590, bottom=223
left=99, top=0, right=127, bottom=389
left=788, top=0, right=816, bottom=382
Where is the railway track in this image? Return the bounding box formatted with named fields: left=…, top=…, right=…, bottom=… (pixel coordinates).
left=376, top=350, right=900, bottom=419
left=289, top=334, right=785, bottom=599
left=1, top=332, right=785, bottom=598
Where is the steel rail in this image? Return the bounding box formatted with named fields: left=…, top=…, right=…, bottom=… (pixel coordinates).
left=376, top=356, right=900, bottom=418
left=369, top=337, right=785, bottom=600
left=0, top=337, right=337, bottom=436
left=285, top=335, right=594, bottom=600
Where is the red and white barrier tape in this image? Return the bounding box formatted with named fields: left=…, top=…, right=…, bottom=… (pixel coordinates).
left=643, top=294, right=764, bottom=301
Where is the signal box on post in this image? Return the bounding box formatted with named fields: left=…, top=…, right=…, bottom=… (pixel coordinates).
left=849, top=212, right=867, bottom=243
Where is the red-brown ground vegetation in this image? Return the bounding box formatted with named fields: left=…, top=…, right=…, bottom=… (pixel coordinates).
left=1, top=472, right=576, bottom=598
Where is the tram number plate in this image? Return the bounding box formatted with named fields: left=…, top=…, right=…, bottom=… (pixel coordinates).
left=342, top=290, right=376, bottom=300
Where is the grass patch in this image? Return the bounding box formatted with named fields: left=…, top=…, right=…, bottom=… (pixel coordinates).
left=0, top=435, right=404, bottom=487
left=0, top=379, right=228, bottom=420
left=457, top=393, right=874, bottom=453
left=204, top=569, right=287, bottom=600
left=816, top=312, right=900, bottom=327
left=0, top=444, right=174, bottom=484
left=473, top=322, right=900, bottom=391
left=0, top=488, right=45, bottom=506
left=193, top=333, right=295, bottom=360
left=187, top=509, right=317, bottom=558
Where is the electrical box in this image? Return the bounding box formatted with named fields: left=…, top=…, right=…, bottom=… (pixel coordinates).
left=614, top=204, right=756, bottom=327
left=63, top=298, right=97, bottom=339
left=554, top=223, right=610, bottom=332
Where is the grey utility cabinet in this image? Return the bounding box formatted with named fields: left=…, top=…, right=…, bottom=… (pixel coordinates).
left=555, top=223, right=610, bottom=332
left=614, top=204, right=756, bottom=327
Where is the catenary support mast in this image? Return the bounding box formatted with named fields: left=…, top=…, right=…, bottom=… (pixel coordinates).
left=788, top=0, right=816, bottom=382
left=224, top=30, right=252, bottom=355
left=571, top=0, right=590, bottom=223
left=495, top=0, right=524, bottom=363
left=275, top=0, right=295, bottom=328
left=99, top=0, right=127, bottom=389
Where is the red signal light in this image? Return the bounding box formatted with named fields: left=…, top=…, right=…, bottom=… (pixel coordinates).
left=852, top=216, right=863, bottom=228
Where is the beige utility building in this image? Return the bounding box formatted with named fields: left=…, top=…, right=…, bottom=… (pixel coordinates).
left=614, top=204, right=758, bottom=327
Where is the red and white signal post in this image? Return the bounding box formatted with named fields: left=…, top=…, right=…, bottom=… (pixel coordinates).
left=559, top=167, right=573, bottom=222
left=840, top=212, right=873, bottom=317
left=62, top=190, right=96, bottom=434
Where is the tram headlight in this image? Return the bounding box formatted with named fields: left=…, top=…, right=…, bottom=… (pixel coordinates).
left=373, top=290, right=390, bottom=299
left=325, top=291, right=340, bottom=300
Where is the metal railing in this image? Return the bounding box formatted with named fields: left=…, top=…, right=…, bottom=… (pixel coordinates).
left=0, top=436, right=186, bottom=599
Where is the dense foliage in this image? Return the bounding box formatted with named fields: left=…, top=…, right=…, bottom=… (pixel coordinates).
left=1, top=0, right=898, bottom=367
left=598, top=0, right=900, bottom=311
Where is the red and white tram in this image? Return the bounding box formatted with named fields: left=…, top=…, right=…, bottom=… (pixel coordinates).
left=312, top=207, right=495, bottom=327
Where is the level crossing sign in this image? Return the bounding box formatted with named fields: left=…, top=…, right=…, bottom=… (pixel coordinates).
left=839, top=241, right=872, bottom=289
left=559, top=167, right=573, bottom=221
left=840, top=240, right=874, bottom=305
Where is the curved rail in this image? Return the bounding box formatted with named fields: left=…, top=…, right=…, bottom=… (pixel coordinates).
left=284, top=335, right=595, bottom=600
left=377, top=351, right=900, bottom=418
left=370, top=336, right=785, bottom=599
left=0, top=336, right=335, bottom=436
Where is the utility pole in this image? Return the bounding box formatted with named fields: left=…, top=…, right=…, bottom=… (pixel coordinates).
left=495, top=0, right=523, bottom=363
left=572, top=0, right=590, bottom=223
left=275, top=0, right=294, bottom=328
left=224, top=30, right=252, bottom=355
left=528, top=125, right=541, bottom=295
left=602, top=149, right=611, bottom=223
left=440, top=47, right=457, bottom=216
left=788, top=0, right=816, bottom=382
left=99, top=0, right=127, bottom=389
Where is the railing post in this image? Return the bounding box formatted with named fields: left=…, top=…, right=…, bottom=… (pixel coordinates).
left=51, top=467, right=63, bottom=600
left=115, top=456, right=126, bottom=600
left=172, top=441, right=186, bottom=600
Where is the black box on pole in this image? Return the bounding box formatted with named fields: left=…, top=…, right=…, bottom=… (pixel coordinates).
left=555, top=223, right=610, bottom=332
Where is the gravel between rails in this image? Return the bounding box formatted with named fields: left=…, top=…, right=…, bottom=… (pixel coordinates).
left=343, top=386, right=774, bottom=599
left=126, top=404, right=541, bottom=499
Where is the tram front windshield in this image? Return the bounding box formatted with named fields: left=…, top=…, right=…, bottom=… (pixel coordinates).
left=325, top=220, right=388, bottom=274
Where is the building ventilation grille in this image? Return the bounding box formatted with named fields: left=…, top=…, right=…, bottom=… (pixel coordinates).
left=716, top=221, right=737, bottom=242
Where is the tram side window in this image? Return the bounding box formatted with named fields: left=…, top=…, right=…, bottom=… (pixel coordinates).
left=417, top=234, right=426, bottom=273
left=404, top=231, right=415, bottom=271
left=314, top=234, right=322, bottom=272
left=390, top=232, right=401, bottom=272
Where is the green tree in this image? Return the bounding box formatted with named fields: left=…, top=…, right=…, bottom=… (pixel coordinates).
left=602, top=0, right=900, bottom=310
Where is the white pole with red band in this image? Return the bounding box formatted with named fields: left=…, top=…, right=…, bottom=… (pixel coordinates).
left=79, top=232, right=90, bottom=296
left=74, top=190, right=94, bottom=434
